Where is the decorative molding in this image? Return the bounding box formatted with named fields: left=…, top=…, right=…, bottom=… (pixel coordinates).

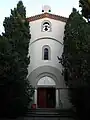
left=30, top=37, right=63, bottom=45
left=35, top=71, right=57, bottom=87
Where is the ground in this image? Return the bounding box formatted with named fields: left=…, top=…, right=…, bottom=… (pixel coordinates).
left=2, top=117, right=76, bottom=120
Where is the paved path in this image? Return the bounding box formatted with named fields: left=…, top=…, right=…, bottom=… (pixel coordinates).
left=1, top=117, right=75, bottom=120
left=23, top=117, right=75, bottom=120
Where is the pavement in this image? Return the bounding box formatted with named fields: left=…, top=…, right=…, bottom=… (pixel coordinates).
left=1, top=117, right=76, bottom=120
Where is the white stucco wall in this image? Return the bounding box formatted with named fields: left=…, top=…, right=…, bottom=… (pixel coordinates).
left=29, top=18, right=65, bottom=45
left=28, top=18, right=66, bottom=75
left=28, top=38, right=63, bottom=75
left=27, top=17, right=72, bottom=108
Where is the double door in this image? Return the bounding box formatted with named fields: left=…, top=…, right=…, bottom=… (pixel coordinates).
left=37, top=87, right=56, bottom=108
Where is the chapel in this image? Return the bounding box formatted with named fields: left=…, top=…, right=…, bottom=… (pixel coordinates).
left=27, top=5, right=71, bottom=108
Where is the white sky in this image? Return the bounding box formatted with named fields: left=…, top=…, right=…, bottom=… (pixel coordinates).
left=0, top=0, right=80, bottom=33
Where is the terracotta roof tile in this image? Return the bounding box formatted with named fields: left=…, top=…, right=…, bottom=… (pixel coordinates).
left=27, top=12, right=68, bottom=22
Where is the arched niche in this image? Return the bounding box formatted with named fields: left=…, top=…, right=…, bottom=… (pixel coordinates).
left=41, top=20, right=52, bottom=32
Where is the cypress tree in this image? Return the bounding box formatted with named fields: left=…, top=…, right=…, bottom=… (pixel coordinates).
left=79, top=0, right=90, bottom=22
left=0, top=1, right=34, bottom=117
left=58, top=8, right=90, bottom=119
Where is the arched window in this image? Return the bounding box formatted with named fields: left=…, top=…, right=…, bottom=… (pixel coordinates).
left=41, top=20, right=51, bottom=32
left=44, top=48, right=48, bottom=60
left=42, top=45, right=51, bottom=60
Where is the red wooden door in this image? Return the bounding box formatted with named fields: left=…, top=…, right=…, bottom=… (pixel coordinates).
left=47, top=88, right=56, bottom=108
left=37, top=88, right=47, bottom=108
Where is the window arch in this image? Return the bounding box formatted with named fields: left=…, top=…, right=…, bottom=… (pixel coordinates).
left=41, top=20, right=52, bottom=32
left=42, top=45, right=51, bottom=60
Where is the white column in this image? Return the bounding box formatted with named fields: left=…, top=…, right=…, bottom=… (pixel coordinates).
left=34, top=89, right=37, bottom=107
left=56, top=89, right=59, bottom=108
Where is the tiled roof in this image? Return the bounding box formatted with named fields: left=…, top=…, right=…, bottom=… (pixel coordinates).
left=27, top=12, right=68, bottom=22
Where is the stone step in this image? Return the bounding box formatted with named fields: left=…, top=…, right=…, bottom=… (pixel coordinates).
left=27, top=112, right=59, bottom=114
left=24, top=114, right=74, bottom=117
left=28, top=108, right=72, bottom=112
left=25, top=109, right=76, bottom=118
left=27, top=111, right=72, bottom=115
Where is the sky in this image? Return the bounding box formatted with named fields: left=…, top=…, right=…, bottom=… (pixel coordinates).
left=0, top=0, right=80, bottom=33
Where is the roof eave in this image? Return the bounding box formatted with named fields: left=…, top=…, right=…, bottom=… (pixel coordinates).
left=27, top=12, right=68, bottom=22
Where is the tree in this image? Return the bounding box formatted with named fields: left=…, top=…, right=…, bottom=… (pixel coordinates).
left=0, top=1, right=34, bottom=118
left=79, top=0, right=90, bottom=22
left=58, top=8, right=90, bottom=119
left=0, top=35, right=13, bottom=117
left=59, top=8, right=87, bottom=87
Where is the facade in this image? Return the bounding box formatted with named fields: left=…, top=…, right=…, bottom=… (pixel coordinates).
left=27, top=5, right=71, bottom=108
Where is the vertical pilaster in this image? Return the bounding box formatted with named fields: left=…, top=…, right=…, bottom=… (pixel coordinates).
left=34, top=89, right=37, bottom=107
left=56, top=89, right=59, bottom=108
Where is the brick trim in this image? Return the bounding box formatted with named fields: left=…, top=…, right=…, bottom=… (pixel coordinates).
left=27, top=12, right=68, bottom=22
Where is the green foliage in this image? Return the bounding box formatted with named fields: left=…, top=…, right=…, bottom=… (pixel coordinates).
left=79, top=0, right=90, bottom=21
left=16, top=1, right=26, bottom=18
left=61, top=9, right=87, bottom=87
left=0, top=0, right=34, bottom=118
left=58, top=8, right=90, bottom=119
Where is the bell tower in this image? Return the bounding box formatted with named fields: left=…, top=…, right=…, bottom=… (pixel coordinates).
left=27, top=6, right=72, bottom=109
